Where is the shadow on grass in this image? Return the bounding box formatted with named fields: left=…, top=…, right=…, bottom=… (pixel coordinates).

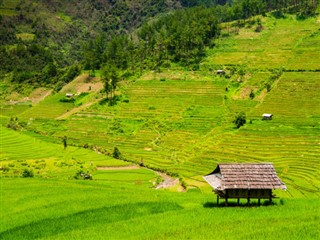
left=0, top=202, right=182, bottom=239
left=203, top=200, right=279, bottom=208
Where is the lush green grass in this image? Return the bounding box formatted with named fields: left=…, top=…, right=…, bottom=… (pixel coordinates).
left=0, top=178, right=319, bottom=239
left=93, top=168, right=157, bottom=187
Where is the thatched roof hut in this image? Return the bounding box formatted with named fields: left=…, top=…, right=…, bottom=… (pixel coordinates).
left=204, top=163, right=286, bottom=205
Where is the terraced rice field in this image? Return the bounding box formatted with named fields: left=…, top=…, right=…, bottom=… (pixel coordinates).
left=252, top=72, right=320, bottom=125
left=17, top=66, right=320, bottom=198
left=20, top=94, right=75, bottom=119
left=207, top=15, right=320, bottom=70
left=0, top=125, right=130, bottom=178
left=28, top=79, right=228, bottom=170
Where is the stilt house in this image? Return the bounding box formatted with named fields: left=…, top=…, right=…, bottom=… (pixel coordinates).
left=203, top=163, right=286, bottom=206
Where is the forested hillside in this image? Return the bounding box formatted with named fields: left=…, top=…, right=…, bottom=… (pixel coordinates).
left=0, top=0, right=318, bottom=89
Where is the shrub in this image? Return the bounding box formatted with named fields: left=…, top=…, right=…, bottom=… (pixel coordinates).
left=59, top=97, right=75, bottom=103
left=233, top=112, right=246, bottom=129
left=22, top=169, right=34, bottom=178
left=113, top=147, right=121, bottom=159
left=74, top=170, right=92, bottom=180
left=1, top=165, right=10, bottom=172
left=249, top=90, right=255, bottom=99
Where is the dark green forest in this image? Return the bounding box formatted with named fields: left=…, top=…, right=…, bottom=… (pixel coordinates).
left=0, top=0, right=318, bottom=89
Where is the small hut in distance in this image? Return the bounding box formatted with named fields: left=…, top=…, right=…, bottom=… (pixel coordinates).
left=262, top=113, right=273, bottom=120
left=203, top=163, right=286, bottom=206
left=216, top=69, right=225, bottom=75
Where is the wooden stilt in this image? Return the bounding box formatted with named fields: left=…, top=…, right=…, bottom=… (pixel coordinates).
left=217, top=195, right=219, bottom=206
left=247, top=198, right=250, bottom=206
left=237, top=198, right=240, bottom=206
left=225, top=198, right=228, bottom=206
left=258, top=198, right=261, bottom=206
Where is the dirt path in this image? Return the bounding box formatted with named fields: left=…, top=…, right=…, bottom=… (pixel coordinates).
left=56, top=98, right=103, bottom=120
left=155, top=172, right=180, bottom=189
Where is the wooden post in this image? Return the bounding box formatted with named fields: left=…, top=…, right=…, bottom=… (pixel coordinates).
left=225, top=198, right=228, bottom=207
left=217, top=195, right=219, bottom=206
left=258, top=198, right=261, bottom=206
left=247, top=198, right=250, bottom=206
left=237, top=198, right=240, bottom=206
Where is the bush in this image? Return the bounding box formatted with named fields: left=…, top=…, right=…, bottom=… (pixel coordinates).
left=74, top=170, right=92, bottom=180
left=249, top=90, right=255, bottom=99
left=22, top=169, right=34, bottom=178
left=113, top=147, right=121, bottom=159
left=60, top=97, right=75, bottom=103
left=233, top=112, right=246, bottom=129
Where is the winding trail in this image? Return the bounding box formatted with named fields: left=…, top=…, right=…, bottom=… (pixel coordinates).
left=155, top=172, right=179, bottom=189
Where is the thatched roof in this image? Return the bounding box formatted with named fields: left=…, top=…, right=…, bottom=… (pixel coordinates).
left=203, top=163, right=287, bottom=190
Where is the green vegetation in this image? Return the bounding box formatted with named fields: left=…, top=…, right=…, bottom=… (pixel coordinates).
left=1, top=1, right=320, bottom=239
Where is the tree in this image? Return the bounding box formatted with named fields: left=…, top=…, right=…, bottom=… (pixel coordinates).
left=233, top=112, right=246, bottom=128
left=102, top=63, right=120, bottom=99
left=63, top=136, right=67, bottom=149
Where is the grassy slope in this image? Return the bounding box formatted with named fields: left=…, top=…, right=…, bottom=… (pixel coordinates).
left=0, top=178, right=319, bottom=240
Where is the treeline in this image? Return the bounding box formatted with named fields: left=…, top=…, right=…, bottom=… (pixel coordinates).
left=84, top=6, right=220, bottom=76
left=0, top=42, right=80, bottom=88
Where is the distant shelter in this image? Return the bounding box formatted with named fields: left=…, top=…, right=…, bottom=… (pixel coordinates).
left=203, top=163, right=286, bottom=206
left=216, top=69, right=225, bottom=75
left=66, top=93, right=74, bottom=98
left=262, top=113, right=273, bottom=120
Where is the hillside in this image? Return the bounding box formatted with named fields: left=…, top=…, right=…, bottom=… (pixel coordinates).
left=1, top=3, right=320, bottom=240
left=2, top=11, right=320, bottom=196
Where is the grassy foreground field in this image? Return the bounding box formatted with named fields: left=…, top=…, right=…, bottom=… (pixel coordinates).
left=0, top=178, right=319, bottom=240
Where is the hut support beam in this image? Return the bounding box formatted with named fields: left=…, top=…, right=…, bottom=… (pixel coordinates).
left=225, top=198, right=228, bottom=206
left=258, top=198, right=261, bottom=206
left=217, top=195, right=219, bottom=206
